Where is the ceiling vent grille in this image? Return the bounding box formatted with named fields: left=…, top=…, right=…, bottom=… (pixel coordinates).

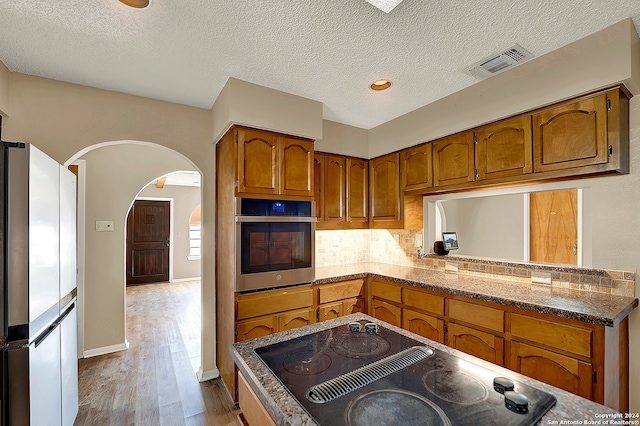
left=463, top=44, right=534, bottom=80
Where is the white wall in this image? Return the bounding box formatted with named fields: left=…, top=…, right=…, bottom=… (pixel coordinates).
left=138, top=184, right=202, bottom=281
left=440, top=194, right=525, bottom=261
left=81, top=144, right=197, bottom=351
left=315, top=120, right=369, bottom=158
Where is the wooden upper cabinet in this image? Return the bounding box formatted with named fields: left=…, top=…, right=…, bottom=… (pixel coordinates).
left=369, top=153, right=402, bottom=227
left=235, top=126, right=314, bottom=198
left=433, top=132, right=475, bottom=187
left=279, top=136, right=313, bottom=197
left=533, top=93, right=608, bottom=173
left=346, top=158, right=368, bottom=225
left=475, top=115, right=533, bottom=180
left=401, top=143, right=433, bottom=191
left=313, top=153, right=324, bottom=221
left=237, top=127, right=278, bottom=195
left=324, top=155, right=346, bottom=223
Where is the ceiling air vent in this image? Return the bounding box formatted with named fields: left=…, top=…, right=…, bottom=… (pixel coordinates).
left=463, top=44, right=534, bottom=80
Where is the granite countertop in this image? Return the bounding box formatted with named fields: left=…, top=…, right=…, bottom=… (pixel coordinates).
left=314, top=262, right=638, bottom=327
left=232, top=314, right=622, bottom=426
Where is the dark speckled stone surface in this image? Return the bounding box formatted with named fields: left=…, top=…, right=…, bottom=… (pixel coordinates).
left=314, top=262, right=638, bottom=327
left=232, top=314, right=623, bottom=426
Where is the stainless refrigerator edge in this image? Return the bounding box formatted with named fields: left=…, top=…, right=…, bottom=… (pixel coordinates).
left=1, top=142, right=79, bottom=426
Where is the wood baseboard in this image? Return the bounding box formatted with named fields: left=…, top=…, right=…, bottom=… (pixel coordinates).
left=83, top=340, right=130, bottom=358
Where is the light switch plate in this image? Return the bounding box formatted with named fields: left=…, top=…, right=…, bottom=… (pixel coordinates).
left=414, top=233, right=423, bottom=248
left=96, top=220, right=114, bottom=232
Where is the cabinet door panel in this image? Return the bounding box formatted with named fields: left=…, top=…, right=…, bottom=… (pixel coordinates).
left=346, top=158, right=368, bottom=224
left=318, top=302, right=343, bottom=322
left=324, top=155, right=346, bottom=222
left=279, top=137, right=313, bottom=197
left=279, top=308, right=314, bottom=331
left=511, top=341, right=592, bottom=399
left=313, top=153, right=324, bottom=222
left=403, top=310, right=444, bottom=343
left=476, top=115, right=533, bottom=180
left=369, top=153, right=401, bottom=224
left=433, top=132, right=475, bottom=187
left=447, top=322, right=504, bottom=365
left=401, top=143, right=433, bottom=191
left=318, top=279, right=365, bottom=304
left=343, top=298, right=365, bottom=316
left=511, top=313, right=592, bottom=358
left=533, top=94, right=608, bottom=172
left=403, top=288, right=444, bottom=316
left=370, top=300, right=401, bottom=327
left=237, top=128, right=278, bottom=195
left=236, top=316, right=277, bottom=341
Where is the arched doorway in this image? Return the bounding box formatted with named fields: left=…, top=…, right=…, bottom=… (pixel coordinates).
left=65, top=141, right=205, bottom=377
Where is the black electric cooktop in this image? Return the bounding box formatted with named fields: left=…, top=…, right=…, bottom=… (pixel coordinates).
left=254, top=320, right=556, bottom=426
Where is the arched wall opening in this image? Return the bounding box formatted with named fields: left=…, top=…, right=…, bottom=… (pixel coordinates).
left=67, top=140, right=209, bottom=378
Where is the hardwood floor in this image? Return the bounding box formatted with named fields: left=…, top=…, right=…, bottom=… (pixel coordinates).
left=74, top=280, right=240, bottom=425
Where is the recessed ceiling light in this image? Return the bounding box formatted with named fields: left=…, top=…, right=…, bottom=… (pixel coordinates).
left=370, top=79, right=392, bottom=91
left=119, top=0, right=150, bottom=8
left=365, top=0, right=404, bottom=13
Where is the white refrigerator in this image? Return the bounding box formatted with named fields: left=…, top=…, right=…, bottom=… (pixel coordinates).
left=1, top=142, right=79, bottom=426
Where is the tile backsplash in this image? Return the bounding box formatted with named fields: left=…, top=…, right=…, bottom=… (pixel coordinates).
left=316, top=229, right=635, bottom=297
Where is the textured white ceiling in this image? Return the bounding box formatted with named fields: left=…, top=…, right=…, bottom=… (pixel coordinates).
left=0, top=0, right=639, bottom=129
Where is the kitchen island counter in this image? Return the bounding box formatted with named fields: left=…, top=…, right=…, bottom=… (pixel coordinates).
left=232, top=314, right=622, bottom=426
left=315, top=262, right=638, bottom=327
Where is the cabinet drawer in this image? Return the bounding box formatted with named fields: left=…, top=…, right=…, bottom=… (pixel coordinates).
left=403, top=288, right=444, bottom=315
left=448, top=299, right=504, bottom=333
left=511, top=314, right=592, bottom=358
left=236, top=287, right=313, bottom=320
left=236, top=316, right=277, bottom=342
left=369, top=280, right=401, bottom=303
left=318, top=279, right=365, bottom=304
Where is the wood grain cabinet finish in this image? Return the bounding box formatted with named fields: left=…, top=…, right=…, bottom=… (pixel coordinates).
left=369, top=279, right=402, bottom=303
left=369, top=153, right=402, bottom=228
left=317, top=279, right=366, bottom=322
left=475, top=114, right=533, bottom=180
left=510, top=313, right=592, bottom=359
left=315, top=152, right=368, bottom=230
left=401, top=143, right=433, bottom=191
left=236, top=127, right=278, bottom=195
left=448, top=299, right=504, bottom=333
left=403, top=288, right=444, bottom=316
left=235, top=126, right=314, bottom=198
left=323, top=155, right=346, bottom=223
left=236, top=316, right=277, bottom=342
left=533, top=93, right=608, bottom=173
left=346, top=158, right=369, bottom=225
left=510, top=341, right=593, bottom=400
left=313, top=153, right=324, bottom=222
left=238, top=373, right=277, bottom=426
left=447, top=322, right=505, bottom=365
left=279, top=308, right=314, bottom=331
left=370, top=299, right=401, bottom=327
left=433, top=132, right=475, bottom=187
left=403, top=309, right=444, bottom=343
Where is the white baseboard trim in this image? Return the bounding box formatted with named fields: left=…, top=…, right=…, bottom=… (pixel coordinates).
left=197, top=367, right=220, bottom=382
left=83, top=340, right=130, bottom=358
left=172, top=277, right=202, bottom=283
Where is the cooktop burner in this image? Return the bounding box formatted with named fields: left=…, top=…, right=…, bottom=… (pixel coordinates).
left=346, top=389, right=452, bottom=426
left=422, top=369, right=489, bottom=404
left=254, top=321, right=557, bottom=425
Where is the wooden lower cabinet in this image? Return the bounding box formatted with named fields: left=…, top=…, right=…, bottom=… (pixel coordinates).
left=236, top=316, right=278, bottom=342
left=446, top=322, right=504, bottom=365
left=403, top=309, right=444, bottom=343
left=370, top=299, right=401, bottom=327
left=238, top=372, right=276, bottom=426
left=318, top=301, right=343, bottom=322
left=510, top=341, right=593, bottom=400
left=279, top=308, right=314, bottom=331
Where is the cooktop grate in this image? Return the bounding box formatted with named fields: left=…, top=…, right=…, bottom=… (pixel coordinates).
left=305, top=346, right=433, bottom=404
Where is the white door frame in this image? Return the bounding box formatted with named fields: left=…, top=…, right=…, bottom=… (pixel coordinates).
left=72, top=159, right=86, bottom=358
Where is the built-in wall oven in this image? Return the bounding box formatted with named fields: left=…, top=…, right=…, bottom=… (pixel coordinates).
left=235, top=198, right=315, bottom=292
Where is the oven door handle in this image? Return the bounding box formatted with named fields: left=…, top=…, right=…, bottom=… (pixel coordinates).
left=235, top=216, right=317, bottom=223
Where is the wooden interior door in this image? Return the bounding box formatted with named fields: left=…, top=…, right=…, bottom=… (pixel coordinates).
left=530, top=190, right=578, bottom=265
left=126, top=200, right=170, bottom=285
